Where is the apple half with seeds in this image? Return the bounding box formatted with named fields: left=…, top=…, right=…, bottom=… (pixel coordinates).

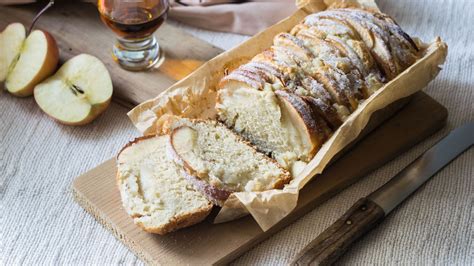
left=34, top=54, right=113, bottom=126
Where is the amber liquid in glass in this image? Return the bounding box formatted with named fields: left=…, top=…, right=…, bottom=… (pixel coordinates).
left=99, top=6, right=167, bottom=40
left=97, top=0, right=169, bottom=71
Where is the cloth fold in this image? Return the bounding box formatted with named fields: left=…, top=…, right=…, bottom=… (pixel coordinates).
left=170, top=0, right=297, bottom=35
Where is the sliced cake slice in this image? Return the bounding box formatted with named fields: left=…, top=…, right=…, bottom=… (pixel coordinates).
left=338, top=8, right=419, bottom=70
left=293, top=19, right=383, bottom=77
left=274, top=32, right=366, bottom=102
left=217, top=68, right=328, bottom=168
left=245, top=60, right=345, bottom=129
left=306, top=10, right=398, bottom=79
left=293, top=22, right=385, bottom=95
left=167, top=119, right=292, bottom=206
left=252, top=47, right=353, bottom=115
left=271, top=37, right=357, bottom=107
left=220, top=69, right=264, bottom=90
left=324, top=34, right=385, bottom=94
left=249, top=50, right=348, bottom=127
left=370, top=11, right=419, bottom=52
left=116, top=135, right=212, bottom=235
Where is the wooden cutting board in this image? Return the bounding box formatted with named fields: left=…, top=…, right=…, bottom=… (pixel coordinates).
left=72, top=92, right=447, bottom=265
left=0, top=1, right=223, bottom=107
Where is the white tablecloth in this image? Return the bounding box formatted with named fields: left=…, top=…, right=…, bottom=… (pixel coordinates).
left=1, top=0, right=473, bottom=264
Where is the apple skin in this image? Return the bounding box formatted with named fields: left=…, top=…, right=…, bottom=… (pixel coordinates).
left=8, top=30, right=59, bottom=97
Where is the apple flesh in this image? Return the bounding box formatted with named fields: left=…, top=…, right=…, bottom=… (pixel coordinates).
left=0, top=23, right=59, bottom=97
left=0, top=23, right=26, bottom=83
left=6, top=29, right=59, bottom=97
left=34, top=54, right=113, bottom=126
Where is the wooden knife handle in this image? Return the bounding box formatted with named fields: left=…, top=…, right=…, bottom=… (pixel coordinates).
left=290, top=198, right=385, bottom=266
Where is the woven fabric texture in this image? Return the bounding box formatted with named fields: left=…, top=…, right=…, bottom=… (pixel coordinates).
left=1, top=0, right=473, bottom=264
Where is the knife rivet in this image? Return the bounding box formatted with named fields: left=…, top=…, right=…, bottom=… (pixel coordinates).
left=346, top=220, right=352, bottom=225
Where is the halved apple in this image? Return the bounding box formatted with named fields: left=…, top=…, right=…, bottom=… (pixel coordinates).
left=1, top=23, right=59, bottom=97
left=34, top=54, right=113, bottom=126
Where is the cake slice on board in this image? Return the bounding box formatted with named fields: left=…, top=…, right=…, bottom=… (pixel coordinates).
left=167, top=119, right=292, bottom=206
left=116, top=135, right=212, bottom=235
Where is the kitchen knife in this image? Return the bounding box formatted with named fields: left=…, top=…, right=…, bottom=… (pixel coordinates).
left=291, top=122, right=474, bottom=266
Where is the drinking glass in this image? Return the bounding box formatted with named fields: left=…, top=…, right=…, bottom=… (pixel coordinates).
left=98, top=0, right=169, bottom=71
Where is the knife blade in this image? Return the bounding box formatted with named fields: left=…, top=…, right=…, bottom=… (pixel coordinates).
left=291, top=123, right=474, bottom=266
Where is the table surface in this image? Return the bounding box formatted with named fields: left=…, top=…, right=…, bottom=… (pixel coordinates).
left=1, top=0, right=473, bottom=265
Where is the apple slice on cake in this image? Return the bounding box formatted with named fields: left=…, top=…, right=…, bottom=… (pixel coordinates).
left=34, top=54, right=113, bottom=125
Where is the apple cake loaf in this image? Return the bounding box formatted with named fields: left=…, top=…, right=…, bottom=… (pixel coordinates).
left=116, top=135, right=212, bottom=234
left=217, top=8, right=420, bottom=170
left=167, top=119, right=291, bottom=206
left=117, top=7, right=422, bottom=234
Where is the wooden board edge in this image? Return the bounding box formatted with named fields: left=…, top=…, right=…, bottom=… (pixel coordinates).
left=71, top=181, right=156, bottom=264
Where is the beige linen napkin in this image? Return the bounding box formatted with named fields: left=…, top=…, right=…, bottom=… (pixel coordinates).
left=0, top=0, right=34, bottom=4
left=0, top=0, right=297, bottom=35
left=170, top=0, right=297, bottom=35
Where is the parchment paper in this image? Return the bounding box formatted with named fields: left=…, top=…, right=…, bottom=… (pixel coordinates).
left=128, top=0, right=448, bottom=231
